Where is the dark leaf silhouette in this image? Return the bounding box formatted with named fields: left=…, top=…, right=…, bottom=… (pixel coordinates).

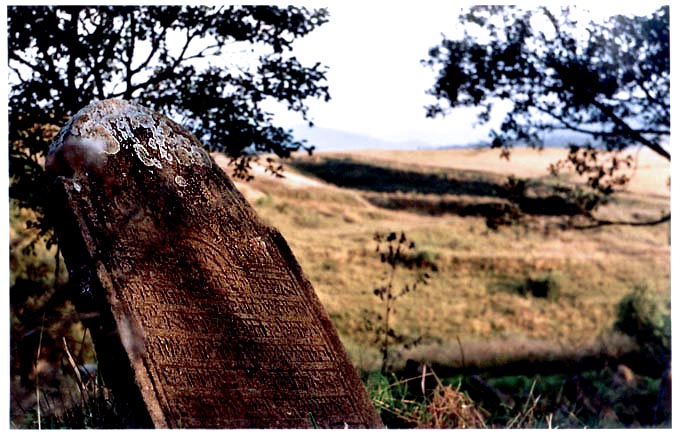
left=9, top=5, right=330, bottom=246
left=424, top=6, right=669, bottom=227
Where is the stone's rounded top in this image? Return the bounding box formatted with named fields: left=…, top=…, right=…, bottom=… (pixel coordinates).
left=46, top=99, right=212, bottom=177
left=48, top=99, right=140, bottom=156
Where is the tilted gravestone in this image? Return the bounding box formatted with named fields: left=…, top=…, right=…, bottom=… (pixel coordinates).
left=45, top=99, right=383, bottom=428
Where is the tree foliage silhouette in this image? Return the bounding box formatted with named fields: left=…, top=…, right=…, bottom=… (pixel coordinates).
left=9, top=5, right=330, bottom=244
left=424, top=6, right=669, bottom=226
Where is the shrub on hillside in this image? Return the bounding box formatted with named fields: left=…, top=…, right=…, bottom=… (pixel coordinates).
left=614, top=284, right=670, bottom=372
left=492, top=272, right=562, bottom=301
left=522, top=274, right=561, bottom=301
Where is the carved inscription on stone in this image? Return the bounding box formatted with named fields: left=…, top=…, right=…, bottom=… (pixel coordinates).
left=46, top=99, right=383, bottom=428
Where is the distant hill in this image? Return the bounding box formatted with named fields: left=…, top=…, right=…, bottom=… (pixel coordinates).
left=436, top=130, right=598, bottom=150
left=541, top=130, right=598, bottom=148
left=290, top=125, right=435, bottom=152
left=290, top=125, right=616, bottom=152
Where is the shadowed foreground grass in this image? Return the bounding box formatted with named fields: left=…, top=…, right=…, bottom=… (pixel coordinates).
left=364, top=364, right=669, bottom=428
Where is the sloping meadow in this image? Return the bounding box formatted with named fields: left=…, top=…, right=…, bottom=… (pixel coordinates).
left=237, top=148, right=670, bottom=373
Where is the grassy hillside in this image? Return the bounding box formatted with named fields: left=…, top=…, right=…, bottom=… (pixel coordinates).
left=223, top=147, right=670, bottom=372
left=10, top=146, right=670, bottom=428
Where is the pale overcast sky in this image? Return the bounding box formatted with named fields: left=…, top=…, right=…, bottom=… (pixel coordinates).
left=270, top=2, right=669, bottom=146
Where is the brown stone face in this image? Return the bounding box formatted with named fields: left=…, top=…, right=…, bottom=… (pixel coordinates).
left=46, top=99, right=383, bottom=429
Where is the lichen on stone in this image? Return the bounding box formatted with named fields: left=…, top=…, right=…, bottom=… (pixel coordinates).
left=133, top=143, right=163, bottom=169
left=48, top=99, right=213, bottom=176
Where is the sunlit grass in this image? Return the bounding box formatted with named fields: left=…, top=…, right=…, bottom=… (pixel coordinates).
left=239, top=148, right=670, bottom=371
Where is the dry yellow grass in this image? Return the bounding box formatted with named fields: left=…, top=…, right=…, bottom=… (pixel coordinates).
left=221, top=147, right=670, bottom=370
left=339, top=146, right=670, bottom=197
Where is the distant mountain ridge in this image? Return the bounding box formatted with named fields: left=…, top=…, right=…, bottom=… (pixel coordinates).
left=291, top=125, right=604, bottom=152
left=291, top=125, right=434, bottom=152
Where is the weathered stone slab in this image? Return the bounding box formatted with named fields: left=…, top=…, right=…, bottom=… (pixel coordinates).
left=45, top=99, right=383, bottom=428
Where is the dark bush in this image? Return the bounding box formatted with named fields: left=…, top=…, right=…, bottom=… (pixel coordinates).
left=614, top=284, right=670, bottom=373
left=520, top=274, right=561, bottom=301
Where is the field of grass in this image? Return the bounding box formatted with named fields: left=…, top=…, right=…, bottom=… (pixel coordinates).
left=223, top=147, right=670, bottom=373
left=235, top=147, right=670, bottom=427
left=10, top=146, right=670, bottom=428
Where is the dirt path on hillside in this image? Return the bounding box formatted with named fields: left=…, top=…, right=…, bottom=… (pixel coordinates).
left=212, top=152, right=325, bottom=189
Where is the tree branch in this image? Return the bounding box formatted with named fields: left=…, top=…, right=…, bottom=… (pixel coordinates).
left=9, top=52, right=50, bottom=78
left=111, top=29, right=202, bottom=99
left=635, top=75, right=671, bottom=122
left=533, top=100, right=670, bottom=161
left=591, top=99, right=670, bottom=161
left=535, top=106, right=671, bottom=138
left=574, top=213, right=670, bottom=230
left=534, top=105, right=619, bottom=138
left=182, top=43, right=222, bottom=62
left=537, top=8, right=670, bottom=161
left=636, top=128, right=670, bottom=136
left=71, top=10, right=111, bottom=100
left=173, top=29, right=199, bottom=67
left=30, top=15, right=63, bottom=87
left=65, top=7, right=82, bottom=105
left=9, top=64, right=26, bottom=82
left=123, top=11, right=136, bottom=100
left=131, top=26, right=167, bottom=75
